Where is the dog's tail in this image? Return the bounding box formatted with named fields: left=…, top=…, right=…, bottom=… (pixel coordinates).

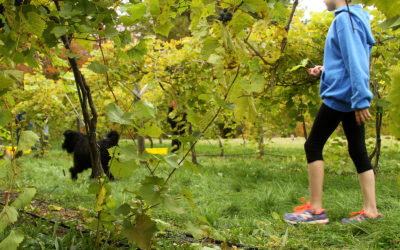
left=106, top=130, right=120, bottom=147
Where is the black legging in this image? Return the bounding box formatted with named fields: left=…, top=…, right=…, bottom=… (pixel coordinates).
left=304, top=103, right=373, bottom=174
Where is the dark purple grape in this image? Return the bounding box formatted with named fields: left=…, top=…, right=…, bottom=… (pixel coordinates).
left=14, top=0, right=23, bottom=7
left=0, top=4, right=5, bottom=28
left=223, top=8, right=228, bottom=13
left=224, top=12, right=232, bottom=22
left=218, top=15, right=224, bottom=21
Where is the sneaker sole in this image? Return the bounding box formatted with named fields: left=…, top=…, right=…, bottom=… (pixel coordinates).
left=342, top=217, right=382, bottom=224
left=285, top=218, right=329, bottom=225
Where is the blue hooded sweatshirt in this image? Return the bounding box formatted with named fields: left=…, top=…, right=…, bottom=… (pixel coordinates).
left=320, top=4, right=375, bottom=112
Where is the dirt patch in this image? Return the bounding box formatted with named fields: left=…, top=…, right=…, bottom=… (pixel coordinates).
left=0, top=190, right=84, bottom=224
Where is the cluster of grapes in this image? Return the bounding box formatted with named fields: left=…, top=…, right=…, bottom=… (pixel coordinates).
left=15, top=0, right=24, bottom=7
left=0, top=4, right=4, bottom=28
left=218, top=8, right=232, bottom=23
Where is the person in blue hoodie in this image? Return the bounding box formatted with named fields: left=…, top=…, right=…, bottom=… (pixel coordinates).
left=284, top=0, right=382, bottom=225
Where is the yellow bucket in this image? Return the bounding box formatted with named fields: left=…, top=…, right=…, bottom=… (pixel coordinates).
left=145, top=148, right=168, bottom=155
left=5, top=146, right=31, bottom=155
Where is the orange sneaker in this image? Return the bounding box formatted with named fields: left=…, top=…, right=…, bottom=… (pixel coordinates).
left=341, top=208, right=382, bottom=224
left=284, top=197, right=329, bottom=225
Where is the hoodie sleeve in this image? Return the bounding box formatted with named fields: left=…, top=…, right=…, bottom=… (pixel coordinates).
left=335, top=14, right=373, bottom=110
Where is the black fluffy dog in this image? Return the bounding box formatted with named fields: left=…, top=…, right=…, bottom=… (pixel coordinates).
left=62, top=130, right=119, bottom=180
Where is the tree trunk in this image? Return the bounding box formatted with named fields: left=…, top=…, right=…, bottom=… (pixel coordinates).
left=77, top=117, right=81, bottom=132
left=38, top=129, right=45, bottom=158
left=368, top=80, right=383, bottom=174
left=258, top=125, right=264, bottom=158
left=138, top=120, right=146, bottom=154
left=148, top=137, right=154, bottom=148
left=374, top=113, right=382, bottom=172
left=218, top=137, right=224, bottom=157
left=133, top=84, right=146, bottom=155
left=189, top=124, right=198, bottom=164
left=369, top=111, right=382, bottom=173
left=302, top=115, right=308, bottom=140
left=159, top=137, right=162, bottom=144
left=60, top=35, right=103, bottom=178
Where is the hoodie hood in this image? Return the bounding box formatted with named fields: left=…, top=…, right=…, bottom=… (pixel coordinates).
left=335, top=4, right=375, bottom=46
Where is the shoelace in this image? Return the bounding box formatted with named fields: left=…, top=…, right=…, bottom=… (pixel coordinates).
left=293, top=197, right=312, bottom=213
left=349, top=208, right=381, bottom=219
left=349, top=208, right=365, bottom=218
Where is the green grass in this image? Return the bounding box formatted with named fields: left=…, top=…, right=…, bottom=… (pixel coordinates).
left=8, top=137, right=400, bottom=248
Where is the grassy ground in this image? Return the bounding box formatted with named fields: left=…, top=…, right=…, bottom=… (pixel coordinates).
left=5, top=137, right=400, bottom=248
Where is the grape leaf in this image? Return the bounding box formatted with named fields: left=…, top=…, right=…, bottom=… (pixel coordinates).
left=356, top=0, right=400, bottom=19
left=127, top=41, right=148, bottom=61
left=161, top=195, right=184, bottom=214
left=4, top=70, right=24, bottom=83
left=134, top=100, right=156, bottom=119
left=230, top=13, right=255, bottom=35
left=138, top=178, right=164, bottom=205
left=181, top=189, right=195, bottom=210
left=95, top=186, right=106, bottom=212
left=153, top=20, right=174, bottom=37
left=123, top=215, right=157, bottom=249
left=388, top=71, right=400, bottom=137
left=115, top=203, right=131, bottom=216
left=378, top=16, right=400, bottom=30
left=0, top=74, right=14, bottom=90
left=106, top=103, right=132, bottom=125
left=189, top=0, right=203, bottom=31
left=162, top=154, right=179, bottom=169
left=201, top=37, right=220, bottom=60
left=0, top=206, right=18, bottom=233
left=143, top=123, right=163, bottom=138
left=0, top=230, right=24, bottom=250
left=26, top=12, right=46, bottom=36
left=290, top=58, right=309, bottom=72
left=11, top=188, right=36, bottom=210
left=17, top=131, right=39, bottom=152
left=88, top=61, right=108, bottom=74
left=127, top=3, right=147, bottom=21
left=181, top=160, right=200, bottom=174
left=110, top=159, right=138, bottom=179
left=207, top=53, right=223, bottom=65
left=51, top=26, right=68, bottom=38
left=0, top=111, right=11, bottom=126
left=233, top=95, right=258, bottom=123
left=249, top=74, right=265, bottom=93
left=104, top=25, right=119, bottom=38
left=148, top=0, right=160, bottom=16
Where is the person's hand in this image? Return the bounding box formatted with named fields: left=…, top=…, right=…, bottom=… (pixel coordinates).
left=307, top=66, right=324, bottom=77
left=355, top=108, right=372, bottom=126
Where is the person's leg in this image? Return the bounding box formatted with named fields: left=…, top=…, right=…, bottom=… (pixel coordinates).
left=304, top=103, right=343, bottom=210
left=342, top=112, right=379, bottom=217
left=284, top=103, right=343, bottom=225
left=358, top=170, right=378, bottom=217
left=308, top=161, right=324, bottom=211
